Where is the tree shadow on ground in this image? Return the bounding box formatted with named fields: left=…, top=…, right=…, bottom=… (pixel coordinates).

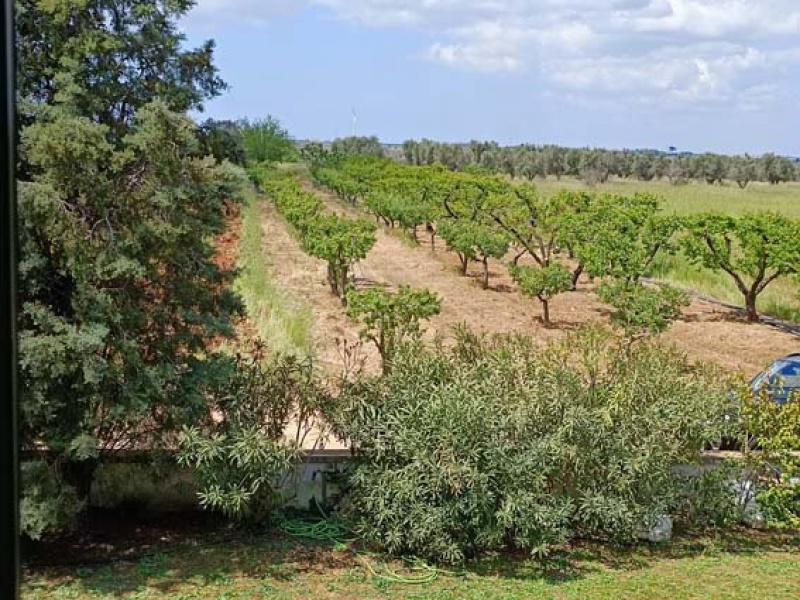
left=24, top=519, right=800, bottom=597
left=30, top=535, right=354, bottom=598
left=460, top=528, right=799, bottom=586
left=679, top=310, right=751, bottom=325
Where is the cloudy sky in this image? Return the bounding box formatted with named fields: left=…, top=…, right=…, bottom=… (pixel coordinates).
left=183, top=1, right=800, bottom=154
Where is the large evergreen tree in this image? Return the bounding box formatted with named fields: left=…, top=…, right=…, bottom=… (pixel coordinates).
left=16, top=0, right=244, bottom=538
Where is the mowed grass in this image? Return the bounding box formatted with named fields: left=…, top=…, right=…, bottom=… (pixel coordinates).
left=535, top=177, right=800, bottom=323
left=22, top=532, right=800, bottom=599
left=235, top=187, right=313, bottom=357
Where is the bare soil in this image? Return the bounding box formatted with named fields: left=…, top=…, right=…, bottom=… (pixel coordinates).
left=211, top=205, right=258, bottom=351
left=262, top=186, right=799, bottom=378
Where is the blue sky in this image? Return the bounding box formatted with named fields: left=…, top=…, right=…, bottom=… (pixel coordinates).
left=182, top=1, right=800, bottom=155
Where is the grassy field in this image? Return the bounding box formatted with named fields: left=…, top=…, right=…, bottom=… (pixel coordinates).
left=534, top=178, right=800, bottom=218
left=535, top=177, right=800, bottom=323
left=22, top=531, right=800, bottom=599
left=235, top=187, right=313, bottom=357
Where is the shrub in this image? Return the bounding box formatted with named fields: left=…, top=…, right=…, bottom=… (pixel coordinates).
left=598, top=280, right=690, bottom=337
left=346, top=285, right=442, bottom=373
left=178, top=352, right=332, bottom=523
left=740, top=386, right=800, bottom=528
left=330, top=326, right=734, bottom=564
left=671, top=460, right=743, bottom=529
left=21, top=460, right=84, bottom=540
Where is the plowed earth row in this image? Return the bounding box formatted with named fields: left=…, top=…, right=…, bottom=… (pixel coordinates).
left=257, top=184, right=798, bottom=378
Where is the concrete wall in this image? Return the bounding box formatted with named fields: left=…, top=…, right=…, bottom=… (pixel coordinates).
left=88, top=450, right=352, bottom=513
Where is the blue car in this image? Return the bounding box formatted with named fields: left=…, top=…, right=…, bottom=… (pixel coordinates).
left=750, top=353, right=800, bottom=404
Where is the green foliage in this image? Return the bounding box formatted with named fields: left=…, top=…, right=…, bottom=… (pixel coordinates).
left=757, top=478, right=800, bottom=529
left=178, top=353, right=332, bottom=522
left=680, top=212, right=800, bottom=321
left=304, top=215, right=377, bottom=301
left=16, top=0, right=243, bottom=537
left=346, top=285, right=442, bottom=373
left=258, top=170, right=377, bottom=302
left=315, top=155, right=393, bottom=204
left=197, top=119, right=247, bottom=165
left=399, top=140, right=800, bottom=186
left=18, top=104, right=247, bottom=534
left=598, top=280, right=690, bottom=337
left=672, top=461, right=743, bottom=529
left=563, top=192, right=678, bottom=285
left=239, top=116, right=296, bottom=164
left=509, top=264, right=573, bottom=326
left=439, top=220, right=509, bottom=286
left=331, top=136, right=385, bottom=158
left=487, top=184, right=573, bottom=268
left=20, top=460, right=84, bottom=541
left=16, top=0, right=225, bottom=143
left=740, top=386, right=800, bottom=528
left=331, top=327, right=734, bottom=564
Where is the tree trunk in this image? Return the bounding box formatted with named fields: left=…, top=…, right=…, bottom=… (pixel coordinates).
left=541, top=298, right=551, bottom=327
left=427, top=223, right=436, bottom=251
left=327, top=263, right=337, bottom=295
left=745, top=290, right=759, bottom=322
left=338, top=265, right=349, bottom=305
left=459, top=254, right=469, bottom=275
left=482, top=256, right=489, bottom=290
left=571, top=264, right=583, bottom=291
left=62, top=458, right=99, bottom=504
left=512, top=248, right=527, bottom=266
left=411, top=225, right=418, bottom=243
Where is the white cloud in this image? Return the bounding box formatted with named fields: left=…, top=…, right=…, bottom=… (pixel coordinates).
left=184, top=0, right=300, bottom=26
left=189, top=0, right=800, bottom=109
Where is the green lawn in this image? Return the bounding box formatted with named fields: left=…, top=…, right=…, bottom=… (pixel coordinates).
left=22, top=532, right=800, bottom=600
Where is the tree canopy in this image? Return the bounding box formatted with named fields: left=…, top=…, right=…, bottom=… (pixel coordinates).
left=17, top=0, right=244, bottom=537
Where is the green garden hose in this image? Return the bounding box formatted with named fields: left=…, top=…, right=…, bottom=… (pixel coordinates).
left=273, top=500, right=445, bottom=585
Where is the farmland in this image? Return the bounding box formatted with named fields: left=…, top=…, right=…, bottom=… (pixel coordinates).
left=536, top=178, right=800, bottom=323
left=15, top=2, right=800, bottom=597
left=240, top=161, right=799, bottom=378
left=534, top=178, right=800, bottom=218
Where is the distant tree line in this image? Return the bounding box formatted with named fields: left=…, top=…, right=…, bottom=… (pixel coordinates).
left=395, top=140, right=799, bottom=188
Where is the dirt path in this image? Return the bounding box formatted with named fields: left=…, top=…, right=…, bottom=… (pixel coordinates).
left=258, top=197, right=376, bottom=374
left=263, top=186, right=799, bottom=378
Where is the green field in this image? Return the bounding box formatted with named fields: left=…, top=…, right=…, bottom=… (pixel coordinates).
left=22, top=532, right=800, bottom=599
left=534, top=178, right=800, bottom=218
left=534, top=178, right=800, bottom=323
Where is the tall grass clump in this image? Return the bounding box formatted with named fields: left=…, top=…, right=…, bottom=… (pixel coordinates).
left=236, top=186, right=312, bottom=356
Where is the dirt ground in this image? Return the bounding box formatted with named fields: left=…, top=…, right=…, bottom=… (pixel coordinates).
left=211, top=206, right=258, bottom=351
left=261, top=186, right=799, bottom=378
